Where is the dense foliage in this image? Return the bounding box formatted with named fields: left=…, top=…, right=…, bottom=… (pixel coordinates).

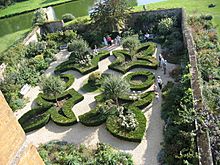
left=32, top=8, right=47, bottom=26
left=62, top=13, right=75, bottom=23
left=102, top=75, right=130, bottom=106
left=160, top=71, right=198, bottom=165
left=188, top=15, right=220, bottom=164
left=38, top=142, right=134, bottom=165
left=90, top=0, right=130, bottom=33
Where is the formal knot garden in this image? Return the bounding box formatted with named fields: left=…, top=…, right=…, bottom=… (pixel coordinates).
left=1, top=0, right=207, bottom=163
left=19, top=40, right=158, bottom=142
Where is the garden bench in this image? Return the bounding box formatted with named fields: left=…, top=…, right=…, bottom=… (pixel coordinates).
left=20, top=84, right=31, bottom=96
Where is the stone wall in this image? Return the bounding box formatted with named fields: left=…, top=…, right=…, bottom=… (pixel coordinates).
left=0, top=91, right=44, bottom=165
left=181, top=9, right=214, bottom=165
left=23, top=26, right=41, bottom=45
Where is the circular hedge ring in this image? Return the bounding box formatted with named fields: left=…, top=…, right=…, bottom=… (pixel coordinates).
left=125, top=70, right=154, bottom=90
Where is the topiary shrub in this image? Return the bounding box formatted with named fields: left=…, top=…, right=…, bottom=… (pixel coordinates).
left=19, top=89, right=84, bottom=132
left=88, top=72, right=101, bottom=86
left=106, top=106, right=146, bottom=142
left=125, top=70, right=155, bottom=90
left=62, top=13, right=75, bottom=23
left=60, top=74, right=75, bottom=89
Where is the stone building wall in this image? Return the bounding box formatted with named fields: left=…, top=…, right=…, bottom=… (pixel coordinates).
left=0, top=91, right=44, bottom=165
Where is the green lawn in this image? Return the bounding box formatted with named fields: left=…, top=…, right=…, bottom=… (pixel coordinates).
left=134, top=0, right=220, bottom=35
left=0, top=0, right=75, bottom=18
left=0, top=29, right=30, bottom=53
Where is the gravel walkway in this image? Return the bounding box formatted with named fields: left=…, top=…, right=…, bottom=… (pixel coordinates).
left=15, top=44, right=177, bottom=165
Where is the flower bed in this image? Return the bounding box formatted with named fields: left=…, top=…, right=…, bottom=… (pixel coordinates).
left=106, top=106, right=146, bottom=142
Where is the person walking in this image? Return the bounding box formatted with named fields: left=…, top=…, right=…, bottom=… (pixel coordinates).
left=106, top=36, right=112, bottom=46
left=163, top=60, right=167, bottom=74
left=159, top=54, right=163, bottom=67
left=157, top=76, right=163, bottom=90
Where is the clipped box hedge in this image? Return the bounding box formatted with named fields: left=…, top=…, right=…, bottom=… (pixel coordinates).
left=54, top=50, right=110, bottom=75
left=106, top=106, right=146, bottom=142
left=132, top=91, right=155, bottom=109
left=136, top=42, right=156, bottom=56
left=60, top=73, right=75, bottom=89
left=109, top=50, right=158, bottom=74
left=125, top=70, right=155, bottom=90
left=79, top=107, right=108, bottom=126
left=18, top=107, right=50, bottom=133
left=19, top=89, right=84, bottom=132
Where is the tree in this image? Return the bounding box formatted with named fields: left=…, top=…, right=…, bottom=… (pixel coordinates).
left=62, top=13, right=75, bottom=23
left=39, top=75, right=66, bottom=107
left=33, top=8, right=47, bottom=26
left=68, top=39, right=91, bottom=65
left=102, top=75, right=130, bottom=106
left=122, top=36, right=139, bottom=55
left=158, top=18, right=174, bottom=35
left=90, top=0, right=130, bottom=33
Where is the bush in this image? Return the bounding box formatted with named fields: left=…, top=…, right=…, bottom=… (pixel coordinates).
left=158, top=18, right=174, bottom=35
left=79, top=106, right=109, bottom=126
left=25, top=41, right=47, bottom=58
left=54, top=50, right=110, bottom=75
left=62, top=13, right=75, bottom=23
left=88, top=72, right=101, bottom=86
left=106, top=106, right=146, bottom=142
left=19, top=89, right=84, bottom=132
left=125, top=70, right=155, bottom=90
left=109, top=49, right=158, bottom=74
left=122, top=36, right=140, bottom=53
left=60, top=74, right=75, bottom=89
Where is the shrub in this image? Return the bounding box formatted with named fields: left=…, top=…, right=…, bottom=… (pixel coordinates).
left=62, top=13, right=75, bottom=23
left=25, top=41, right=47, bottom=58
left=38, top=142, right=134, bottom=164
left=60, top=74, right=75, bottom=89
left=158, top=18, right=174, bottom=35
left=32, top=8, right=47, bottom=25
left=54, top=50, right=110, bottom=75
left=88, top=72, right=101, bottom=86
left=106, top=106, right=146, bottom=142
left=125, top=70, right=155, bottom=90
left=122, top=36, right=140, bottom=54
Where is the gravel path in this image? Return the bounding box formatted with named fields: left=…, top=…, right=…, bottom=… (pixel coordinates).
left=16, top=44, right=177, bottom=165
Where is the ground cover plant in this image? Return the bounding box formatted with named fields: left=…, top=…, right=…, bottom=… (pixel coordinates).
left=0, top=40, right=58, bottom=110
left=38, top=141, right=134, bottom=164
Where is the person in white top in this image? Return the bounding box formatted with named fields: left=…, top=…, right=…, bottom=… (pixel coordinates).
left=157, top=76, right=163, bottom=90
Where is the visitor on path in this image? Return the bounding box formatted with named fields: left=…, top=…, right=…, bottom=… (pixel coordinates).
left=106, top=36, right=112, bottom=46
left=157, top=76, right=163, bottom=90
left=115, top=35, right=121, bottom=45
left=159, top=54, right=162, bottom=67
left=155, top=92, right=159, bottom=101
left=93, top=45, right=98, bottom=54
left=153, top=84, right=157, bottom=92
left=103, top=37, right=108, bottom=46
left=163, top=60, right=167, bottom=75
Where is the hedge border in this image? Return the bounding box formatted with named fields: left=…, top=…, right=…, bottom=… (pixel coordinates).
left=106, top=106, right=146, bottom=142
left=54, top=50, right=110, bottom=75
left=79, top=107, right=108, bottom=126
left=19, top=88, right=84, bottom=132
left=60, top=73, right=75, bottom=89
left=125, top=70, right=155, bottom=90
left=108, top=50, right=158, bottom=74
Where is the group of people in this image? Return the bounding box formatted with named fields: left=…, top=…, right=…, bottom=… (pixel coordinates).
left=159, top=54, right=167, bottom=75
left=103, top=35, right=121, bottom=46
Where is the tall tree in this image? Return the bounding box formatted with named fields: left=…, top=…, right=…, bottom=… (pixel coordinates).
left=90, top=0, right=130, bottom=33
left=102, top=75, right=130, bottom=106
left=39, top=75, right=66, bottom=107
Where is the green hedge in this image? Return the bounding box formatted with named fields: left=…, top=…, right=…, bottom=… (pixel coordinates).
left=79, top=107, right=108, bottom=126
left=106, top=106, right=146, bottom=142
left=18, top=107, right=50, bottom=133
left=109, top=50, right=158, bottom=74
left=125, top=70, right=155, bottom=90
left=54, top=50, right=110, bottom=75
left=136, top=42, right=156, bottom=56
left=19, top=89, right=84, bottom=132
left=132, top=91, right=155, bottom=109
left=60, top=73, right=75, bottom=89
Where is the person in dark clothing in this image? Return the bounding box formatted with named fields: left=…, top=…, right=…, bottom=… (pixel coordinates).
left=106, top=36, right=112, bottom=46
